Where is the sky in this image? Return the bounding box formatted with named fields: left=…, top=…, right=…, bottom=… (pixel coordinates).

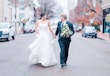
left=56, top=0, right=77, bottom=14
left=33, top=0, right=78, bottom=14
left=56, top=0, right=68, bottom=14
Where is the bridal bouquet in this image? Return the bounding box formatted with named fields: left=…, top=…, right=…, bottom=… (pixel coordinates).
left=60, top=24, right=73, bottom=38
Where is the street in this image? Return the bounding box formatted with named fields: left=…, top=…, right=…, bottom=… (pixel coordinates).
left=0, top=33, right=110, bottom=76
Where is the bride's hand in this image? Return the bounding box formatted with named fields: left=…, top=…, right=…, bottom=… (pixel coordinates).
left=37, top=32, right=40, bottom=35
left=36, top=30, right=40, bottom=34
left=53, top=35, right=56, bottom=39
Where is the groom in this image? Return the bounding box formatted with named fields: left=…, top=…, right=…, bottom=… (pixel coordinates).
left=55, top=14, right=74, bottom=68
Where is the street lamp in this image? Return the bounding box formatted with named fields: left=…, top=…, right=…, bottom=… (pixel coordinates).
left=14, top=0, right=17, bottom=33
left=33, top=0, right=41, bottom=19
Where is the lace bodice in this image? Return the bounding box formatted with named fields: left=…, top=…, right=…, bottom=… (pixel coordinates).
left=38, top=21, right=49, bottom=32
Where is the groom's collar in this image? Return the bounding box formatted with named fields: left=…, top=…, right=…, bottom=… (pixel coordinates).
left=61, top=21, right=67, bottom=24
left=63, top=21, right=67, bottom=24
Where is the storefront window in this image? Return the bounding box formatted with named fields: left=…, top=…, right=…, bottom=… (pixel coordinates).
left=104, top=22, right=110, bottom=33
left=103, top=8, right=110, bottom=33
left=19, top=13, right=25, bottom=19
left=19, top=0, right=25, bottom=3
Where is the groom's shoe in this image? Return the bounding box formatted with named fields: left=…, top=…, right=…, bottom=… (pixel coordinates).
left=61, top=64, right=64, bottom=68
left=61, top=63, right=67, bottom=68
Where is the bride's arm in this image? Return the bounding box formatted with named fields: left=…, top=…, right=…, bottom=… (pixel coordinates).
left=35, top=21, right=39, bottom=34
left=48, top=22, right=55, bottom=38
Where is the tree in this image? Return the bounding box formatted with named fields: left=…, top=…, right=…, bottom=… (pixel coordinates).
left=70, top=0, right=102, bottom=26
left=36, top=0, right=63, bottom=19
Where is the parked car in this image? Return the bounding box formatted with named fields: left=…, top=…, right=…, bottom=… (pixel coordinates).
left=82, top=26, right=97, bottom=38
left=23, top=23, right=35, bottom=34
left=0, top=23, right=15, bottom=41
left=73, top=24, right=82, bottom=32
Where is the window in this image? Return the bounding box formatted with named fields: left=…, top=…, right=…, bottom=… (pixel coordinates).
left=19, top=13, right=25, bottom=19
left=19, top=0, right=25, bottom=3
left=19, top=6, right=25, bottom=10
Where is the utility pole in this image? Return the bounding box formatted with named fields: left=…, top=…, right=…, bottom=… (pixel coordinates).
left=15, top=0, right=17, bottom=33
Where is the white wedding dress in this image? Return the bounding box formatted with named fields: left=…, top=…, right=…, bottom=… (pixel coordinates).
left=29, top=21, right=57, bottom=67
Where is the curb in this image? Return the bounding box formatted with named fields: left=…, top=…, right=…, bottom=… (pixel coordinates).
left=97, top=36, right=110, bottom=42
left=97, top=37, right=105, bottom=40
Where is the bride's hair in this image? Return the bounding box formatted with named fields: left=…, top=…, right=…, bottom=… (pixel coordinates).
left=40, top=13, right=46, bottom=19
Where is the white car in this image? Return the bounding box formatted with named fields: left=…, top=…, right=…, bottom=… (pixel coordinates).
left=0, top=23, right=15, bottom=41
left=73, top=24, right=82, bottom=32
left=23, top=23, right=35, bottom=34
left=82, top=26, right=97, bottom=38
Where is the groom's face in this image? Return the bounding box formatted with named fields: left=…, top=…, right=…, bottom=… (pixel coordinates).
left=60, top=14, right=67, bottom=22
left=60, top=16, right=65, bottom=22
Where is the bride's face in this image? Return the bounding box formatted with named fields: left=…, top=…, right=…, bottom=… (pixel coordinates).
left=42, top=15, right=47, bottom=20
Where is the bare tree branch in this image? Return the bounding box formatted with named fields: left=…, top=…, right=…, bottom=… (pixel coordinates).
left=37, top=0, right=63, bottom=19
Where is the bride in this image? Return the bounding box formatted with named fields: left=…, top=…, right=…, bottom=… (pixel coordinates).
left=29, top=13, right=57, bottom=67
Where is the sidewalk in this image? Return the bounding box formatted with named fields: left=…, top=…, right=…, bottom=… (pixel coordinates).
left=97, top=32, right=110, bottom=41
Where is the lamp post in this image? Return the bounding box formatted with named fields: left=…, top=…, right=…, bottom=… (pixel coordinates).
left=33, top=0, right=41, bottom=19
left=14, top=0, right=17, bottom=33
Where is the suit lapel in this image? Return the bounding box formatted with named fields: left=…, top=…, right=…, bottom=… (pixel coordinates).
left=66, top=21, right=69, bottom=26
left=59, top=21, right=69, bottom=30
left=59, top=22, right=62, bottom=28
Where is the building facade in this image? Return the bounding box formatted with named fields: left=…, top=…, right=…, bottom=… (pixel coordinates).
left=0, top=0, right=12, bottom=23
left=102, top=0, right=110, bottom=33
left=0, top=0, right=4, bottom=22
left=10, top=0, right=34, bottom=22
left=102, top=0, right=110, bottom=9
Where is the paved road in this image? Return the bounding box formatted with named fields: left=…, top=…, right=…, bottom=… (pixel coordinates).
left=0, top=33, right=110, bottom=76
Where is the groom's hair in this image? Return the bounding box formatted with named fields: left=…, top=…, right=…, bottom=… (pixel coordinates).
left=61, top=14, right=67, bottom=20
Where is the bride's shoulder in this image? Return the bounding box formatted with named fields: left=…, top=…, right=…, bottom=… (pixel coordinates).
left=36, top=20, right=41, bottom=24
left=36, top=20, right=40, bottom=23
left=46, top=20, right=50, bottom=24
left=46, top=20, right=49, bottom=22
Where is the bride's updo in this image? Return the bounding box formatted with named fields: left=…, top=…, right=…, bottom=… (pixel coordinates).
left=40, top=13, right=46, bottom=19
